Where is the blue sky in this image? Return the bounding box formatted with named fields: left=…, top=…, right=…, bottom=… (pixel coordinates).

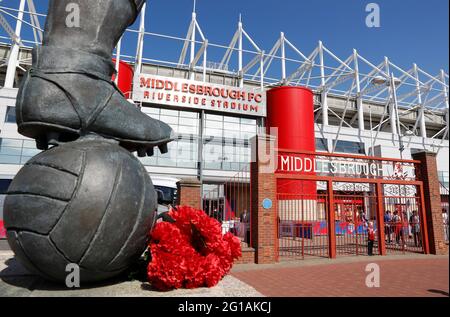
left=1, top=0, right=449, bottom=75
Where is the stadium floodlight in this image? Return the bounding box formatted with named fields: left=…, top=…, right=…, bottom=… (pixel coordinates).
left=371, top=75, right=401, bottom=86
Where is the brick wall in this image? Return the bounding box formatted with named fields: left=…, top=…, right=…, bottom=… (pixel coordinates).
left=176, top=178, right=202, bottom=210
left=235, top=246, right=256, bottom=264
left=412, top=151, right=448, bottom=255
left=250, top=135, right=277, bottom=264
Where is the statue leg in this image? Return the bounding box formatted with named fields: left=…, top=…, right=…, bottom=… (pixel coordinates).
left=16, top=0, right=175, bottom=157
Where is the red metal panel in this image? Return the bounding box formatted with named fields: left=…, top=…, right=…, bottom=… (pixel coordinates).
left=418, top=184, right=430, bottom=254
left=376, top=183, right=387, bottom=255
left=112, top=59, right=134, bottom=98
left=278, top=149, right=422, bottom=164
left=327, top=180, right=336, bottom=259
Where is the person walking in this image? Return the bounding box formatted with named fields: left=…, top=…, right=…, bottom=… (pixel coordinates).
left=443, top=209, right=449, bottom=242
left=393, top=211, right=402, bottom=246
left=384, top=210, right=392, bottom=244
left=367, top=222, right=375, bottom=256
left=401, top=212, right=408, bottom=248
left=359, top=208, right=368, bottom=227
left=410, top=211, right=421, bottom=247
left=240, top=210, right=250, bottom=244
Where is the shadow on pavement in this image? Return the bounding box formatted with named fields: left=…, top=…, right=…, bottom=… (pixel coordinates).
left=428, top=289, right=449, bottom=297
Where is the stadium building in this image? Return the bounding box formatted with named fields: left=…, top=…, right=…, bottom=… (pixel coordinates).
left=0, top=1, right=448, bottom=261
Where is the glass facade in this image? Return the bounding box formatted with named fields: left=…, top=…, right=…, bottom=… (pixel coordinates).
left=4, top=107, right=16, bottom=124
left=203, top=114, right=256, bottom=171
left=439, top=171, right=449, bottom=191
left=316, top=138, right=328, bottom=152
left=0, top=138, right=41, bottom=165
left=139, top=107, right=257, bottom=171
left=0, top=107, right=258, bottom=173
left=333, top=140, right=366, bottom=155
left=139, top=107, right=200, bottom=168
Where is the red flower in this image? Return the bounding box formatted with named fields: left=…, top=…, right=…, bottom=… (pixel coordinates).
left=147, top=206, right=242, bottom=291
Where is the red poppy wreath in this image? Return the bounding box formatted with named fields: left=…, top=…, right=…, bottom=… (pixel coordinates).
left=147, top=206, right=242, bottom=291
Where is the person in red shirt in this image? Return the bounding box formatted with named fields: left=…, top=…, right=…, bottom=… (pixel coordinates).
left=367, top=222, right=376, bottom=256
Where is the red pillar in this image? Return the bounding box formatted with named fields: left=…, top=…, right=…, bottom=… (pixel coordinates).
left=327, top=180, right=336, bottom=259
left=376, top=182, right=386, bottom=256
left=111, top=59, right=134, bottom=98
left=267, top=87, right=316, bottom=196
left=418, top=184, right=430, bottom=254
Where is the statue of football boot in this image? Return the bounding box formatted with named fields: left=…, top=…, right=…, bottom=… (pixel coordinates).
left=15, top=0, right=175, bottom=157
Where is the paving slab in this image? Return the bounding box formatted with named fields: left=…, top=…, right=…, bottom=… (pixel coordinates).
left=231, top=254, right=449, bottom=297
left=0, top=252, right=263, bottom=297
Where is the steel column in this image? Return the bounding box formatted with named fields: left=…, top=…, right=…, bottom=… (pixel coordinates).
left=4, top=0, right=26, bottom=88
left=319, top=41, right=329, bottom=126
left=353, top=49, right=365, bottom=132
left=189, top=11, right=196, bottom=80
left=238, top=20, right=243, bottom=87
left=134, top=2, right=146, bottom=79
left=280, top=32, right=286, bottom=83
left=114, top=37, right=122, bottom=85
left=414, top=64, right=427, bottom=139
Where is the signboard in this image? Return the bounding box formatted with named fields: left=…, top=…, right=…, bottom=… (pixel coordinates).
left=276, top=153, right=417, bottom=180
left=134, top=74, right=267, bottom=117
left=262, top=198, right=273, bottom=210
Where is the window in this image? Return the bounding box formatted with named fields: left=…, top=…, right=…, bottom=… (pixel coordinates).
left=316, top=138, right=328, bottom=152
left=438, top=171, right=449, bottom=191
left=410, top=148, right=424, bottom=155
left=0, top=179, right=12, bottom=195
left=4, top=107, right=16, bottom=123
left=203, top=115, right=257, bottom=171
left=138, top=109, right=199, bottom=169
left=333, top=140, right=365, bottom=155
left=154, top=185, right=177, bottom=205
left=0, top=138, right=41, bottom=164
left=137, top=109, right=257, bottom=171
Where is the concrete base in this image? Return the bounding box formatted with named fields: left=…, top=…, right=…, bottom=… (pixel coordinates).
left=0, top=252, right=263, bottom=297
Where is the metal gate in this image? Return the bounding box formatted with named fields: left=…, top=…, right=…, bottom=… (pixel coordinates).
left=277, top=193, right=329, bottom=260
left=383, top=193, right=424, bottom=254
left=202, top=165, right=252, bottom=247
left=334, top=193, right=379, bottom=257
left=271, top=150, right=429, bottom=261
left=276, top=182, right=425, bottom=260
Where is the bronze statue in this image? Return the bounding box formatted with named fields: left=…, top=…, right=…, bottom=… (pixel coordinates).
left=4, top=0, right=172, bottom=284
left=16, top=0, right=174, bottom=156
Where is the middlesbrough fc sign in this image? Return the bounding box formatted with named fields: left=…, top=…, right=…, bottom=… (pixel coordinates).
left=134, top=74, right=267, bottom=117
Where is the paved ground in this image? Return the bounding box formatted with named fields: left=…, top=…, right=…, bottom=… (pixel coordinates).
left=231, top=254, right=449, bottom=297
left=0, top=251, right=263, bottom=297
left=0, top=240, right=9, bottom=251
left=1, top=246, right=448, bottom=297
